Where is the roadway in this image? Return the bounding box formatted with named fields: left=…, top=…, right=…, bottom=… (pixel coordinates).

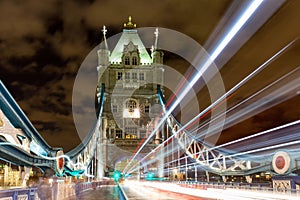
left=66, top=183, right=210, bottom=200
left=65, top=181, right=299, bottom=200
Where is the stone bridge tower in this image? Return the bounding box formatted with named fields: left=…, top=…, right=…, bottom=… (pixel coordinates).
left=96, top=17, right=164, bottom=177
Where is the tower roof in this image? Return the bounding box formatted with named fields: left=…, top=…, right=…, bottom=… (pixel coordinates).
left=110, top=17, right=152, bottom=64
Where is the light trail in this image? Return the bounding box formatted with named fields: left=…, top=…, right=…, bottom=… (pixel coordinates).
left=164, top=132, right=300, bottom=171
left=123, top=0, right=265, bottom=174
left=126, top=34, right=297, bottom=175
left=165, top=135, right=300, bottom=172
left=174, top=120, right=299, bottom=166
left=128, top=62, right=297, bottom=175
left=125, top=180, right=298, bottom=200
left=213, top=120, right=300, bottom=151
left=189, top=66, right=300, bottom=138
left=171, top=38, right=296, bottom=146
left=129, top=119, right=300, bottom=174
left=190, top=66, right=300, bottom=140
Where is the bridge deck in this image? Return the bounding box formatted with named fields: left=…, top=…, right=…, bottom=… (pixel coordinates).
left=66, top=184, right=209, bottom=200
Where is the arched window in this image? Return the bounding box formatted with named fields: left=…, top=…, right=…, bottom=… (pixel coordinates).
left=125, top=56, right=130, bottom=65
left=126, top=100, right=137, bottom=112
left=123, top=99, right=140, bottom=118
left=132, top=56, right=138, bottom=65
left=144, top=105, right=150, bottom=113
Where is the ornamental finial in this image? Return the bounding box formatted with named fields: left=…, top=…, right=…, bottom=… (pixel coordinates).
left=124, top=16, right=136, bottom=29
left=102, top=25, right=107, bottom=36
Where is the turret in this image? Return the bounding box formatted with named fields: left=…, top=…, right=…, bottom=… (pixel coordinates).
left=151, top=28, right=164, bottom=64
left=97, top=26, right=110, bottom=103
left=97, top=25, right=110, bottom=68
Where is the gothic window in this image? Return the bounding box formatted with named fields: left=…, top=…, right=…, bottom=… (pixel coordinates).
left=144, top=105, right=150, bottom=113
left=132, top=56, right=138, bottom=65
left=117, top=72, right=123, bottom=80
left=112, top=105, right=118, bottom=113
left=132, top=72, right=137, bottom=81
left=125, top=127, right=137, bottom=139
left=139, top=73, right=144, bottom=81
left=125, top=56, right=130, bottom=65
left=126, top=100, right=137, bottom=112
left=116, top=130, right=122, bottom=139
left=124, top=99, right=140, bottom=118
left=140, top=130, right=146, bottom=138
left=125, top=72, right=130, bottom=81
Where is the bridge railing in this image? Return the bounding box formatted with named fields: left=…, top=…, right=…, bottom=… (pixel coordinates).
left=0, top=187, right=37, bottom=200
left=174, top=181, right=300, bottom=195
left=0, top=180, right=114, bottom=200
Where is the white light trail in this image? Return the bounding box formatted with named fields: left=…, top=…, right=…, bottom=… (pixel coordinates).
left=129, top=119, right=300, bottom=174
left=123, top=0, right=265, bottom=174
left=209, top=120, right=300, bottom=152
left=125, top=180, right=299, bottom=200
left=176, top=39, right=296, bottom=145
left=164, top=136, right=300, bottom=172
left=128, top=68, right=298, bottom=173
left=189, top=66, right=300, bottom=137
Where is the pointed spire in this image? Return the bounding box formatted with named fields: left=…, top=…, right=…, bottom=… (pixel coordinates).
left=124, top=16, right=137, bottom=29
left=154, top=28, right=159, bottom=51
left=100, top=25, right=108, bottom=50
left=152, top=28, right=163, bottom=64
left=97, top=25, right=110, bottom=68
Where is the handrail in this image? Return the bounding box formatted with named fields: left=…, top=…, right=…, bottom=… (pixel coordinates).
left=0, top=187, right=37, bottom=199
left=0, top=80, right=54, bottom=155
left=0, top=138, right=53, bottom=170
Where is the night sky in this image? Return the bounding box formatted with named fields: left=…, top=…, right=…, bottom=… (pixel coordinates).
left=1, top=0, right=300, bottom=151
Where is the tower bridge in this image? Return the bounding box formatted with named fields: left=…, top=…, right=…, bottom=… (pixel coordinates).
left=1, top=9, right=300, bottom=200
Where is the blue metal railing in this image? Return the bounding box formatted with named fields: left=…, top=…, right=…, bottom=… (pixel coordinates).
left=0, top=80, right=55, bottom=155
left=66, top=83, right=105, bottom=159
left=0, top=188, right=37, bottom=200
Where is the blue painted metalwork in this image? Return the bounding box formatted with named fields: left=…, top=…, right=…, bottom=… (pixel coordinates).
left=0, top=80, right=60, bottom=156
left=0, top=187, right=37, bottom=200
left=66, top=83, right=105, bottom=159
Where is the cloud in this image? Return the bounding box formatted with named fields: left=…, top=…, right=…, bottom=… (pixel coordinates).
left=1, top=0, right=298, bottom=154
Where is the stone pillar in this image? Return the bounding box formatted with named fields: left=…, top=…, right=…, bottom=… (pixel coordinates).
left=91, top=159, right=94, bottom=180
left=206, top=171, right=210, bottom=182
left=157, top=147, right=164, bottom=178
left=195, top=164, right=198, bottom=182
left=97, top=117, right=105, bottom=180
left=102, top=117, right=107, bottom=177
left=97, top=140, right=104, bottom=179
left=246, top=161, right=252, bottom=183
left=185, top=155, right=188, bottom=181
left=246, top=175, right=252, bottom=183
left=103, top=117, right=107, bottom=139
left=21, top=166, right=31, bottom=187
left=154, top=119, right=162, bottom=144
left=222, top=176, right=227, bottom=183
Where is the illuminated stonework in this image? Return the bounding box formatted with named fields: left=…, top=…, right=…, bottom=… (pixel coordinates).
left=97, top=18, right=164, bottom=149
left=109, top=17, right=152, bottom=64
